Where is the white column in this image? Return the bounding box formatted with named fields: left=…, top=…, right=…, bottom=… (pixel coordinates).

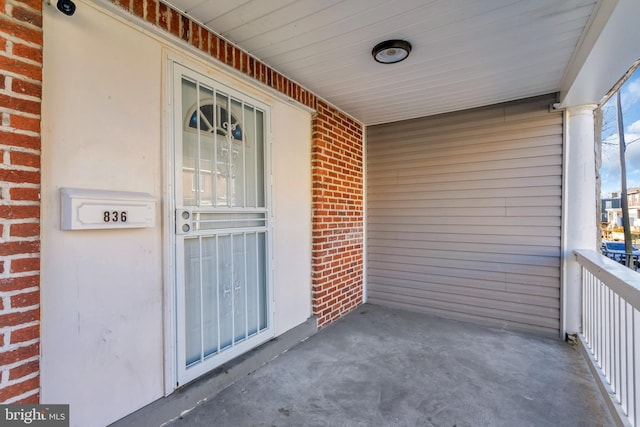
left=562, top=104, right=598, bottom=336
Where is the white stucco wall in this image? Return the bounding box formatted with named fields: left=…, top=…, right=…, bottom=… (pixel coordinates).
left=41, top=2, right=311, bottom=426
left=272, top=102, right=312, bottom=335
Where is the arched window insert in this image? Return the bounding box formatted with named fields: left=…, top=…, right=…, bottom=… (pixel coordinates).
left=182, top=90, right=265, bottom=209
left=187, top=100, right=243, bottom=141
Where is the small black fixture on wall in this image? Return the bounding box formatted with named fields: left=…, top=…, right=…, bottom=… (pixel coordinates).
left=56, top=0, right=76, bottom=16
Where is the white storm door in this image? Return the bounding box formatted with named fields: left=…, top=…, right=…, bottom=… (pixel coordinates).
left=172, top=63, right=273, bottom=385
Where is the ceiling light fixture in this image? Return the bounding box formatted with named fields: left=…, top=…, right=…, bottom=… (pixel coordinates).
left=372, top=40, right=412, bottom=64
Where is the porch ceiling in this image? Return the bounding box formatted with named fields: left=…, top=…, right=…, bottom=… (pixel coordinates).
left=165, top=0, right=600, bottom=125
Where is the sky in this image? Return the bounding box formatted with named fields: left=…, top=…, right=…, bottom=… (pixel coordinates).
left=600, top=67, right=640, bottom=198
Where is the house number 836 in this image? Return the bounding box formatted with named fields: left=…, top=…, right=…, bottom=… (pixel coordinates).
left=103, top=210, right=127, bottom=223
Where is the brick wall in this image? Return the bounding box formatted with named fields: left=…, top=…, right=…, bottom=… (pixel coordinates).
left=311, top=102, right=364, bottom=327
left=106, top=0, right=365, bottom=329
left=0, top=0, right=43, bottom=404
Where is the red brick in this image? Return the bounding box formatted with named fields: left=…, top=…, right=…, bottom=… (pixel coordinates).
left=217, top=39, right=226, bottom=63
left=0, top=18, right=42, bottom=47
left=9, top=360, right=39, bottom=381
left=9, top=114, right=40, bottom=133
left=226, top=43, right=234, bottom=67
left=201, top=28, right=209, bottom=53
left=0, top=93, right=40, bottom=115
left=191, top=23, right=201, bottom=49
left=248, top=57, right=255, bottom=78
left=0, top=275, right=39, bottom=292
left=9, top=187, right=40, bottom=201
left=180, top=14, right=189, bottom=42
left=265, top=68, right=272, bottom=87
left=12, top=77, right=42, bottom=98
left=0, top=73, right=5, bottom=90
left=0, top=375, right=39, bottom=402
left=0, top=312, right=39, bottom=338
left=10, top=256, right=39, bottom=273
left=157, top=3, right=168, bottom=31
left=145, top=0, right=157, bottom=24
left=0, top=168, right=40, bottom=184
left=11, top=324, right=39, bottom=344
left=240, top=52, right=248, bottom=74
left=11, top=291, right=39, bottom=308
left=168, top=9, right=180, bottom=38
left=9, top=150, right=40, bottom=168
left=209, top=34, right=218, bottom=58
left=11, top=6, right=42, bottom=28
left=0, top=205, right=40, bottom=220
left=10, top=222, right=39, bottom=238
left=132, top=0, right=144, bottom=18
left=0, top=241, right=39, bottom=256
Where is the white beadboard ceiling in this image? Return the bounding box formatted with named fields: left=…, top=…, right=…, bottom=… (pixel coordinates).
left=164, top=0, right=600, bottom=125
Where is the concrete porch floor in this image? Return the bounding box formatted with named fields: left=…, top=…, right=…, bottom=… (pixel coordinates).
left=170, top=304, right=613, bottom=427
left=155, top=304, right=613, bottom=427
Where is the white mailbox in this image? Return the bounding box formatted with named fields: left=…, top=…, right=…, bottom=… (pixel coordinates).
left=60, top=188, right=156, bottom=230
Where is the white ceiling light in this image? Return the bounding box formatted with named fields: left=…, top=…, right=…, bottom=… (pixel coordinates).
left=372, top=40, right=412, bottom=64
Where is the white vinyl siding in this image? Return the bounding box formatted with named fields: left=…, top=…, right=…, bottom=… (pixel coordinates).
left=366, top=94, right=562, bottom=336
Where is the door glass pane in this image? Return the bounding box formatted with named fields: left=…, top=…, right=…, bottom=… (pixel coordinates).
left=233, top=234, right=246, bottom=342
left=199, top=85, right=215, bottom=206
left=244, top=105, right=257, bottom=208
left=217, top=234, right=233, bottom=350
left=202, top=236, right=218, bottom=357
left=246, top=233, right=258, bottom=335
left=256, top=110, right=265, bottom=208
left=231, top=98, right=245, bottom=207
left=258, top=232, right=267, bottom=330
left=182, top=79, right=198, bottom=207
left=184, top=237, right=201, bottom=366
left=216, top=92, right=230, bottom=207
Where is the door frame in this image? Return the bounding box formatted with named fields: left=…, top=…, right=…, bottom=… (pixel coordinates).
left=161, top=52, right=275, bottom=393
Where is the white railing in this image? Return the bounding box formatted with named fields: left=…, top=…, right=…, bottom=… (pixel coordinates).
left=576, top=249, right=640, bottom=427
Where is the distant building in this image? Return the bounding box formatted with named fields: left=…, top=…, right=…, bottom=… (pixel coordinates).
left=602, top=197, right=621, bottom=223
left=628, top=188, right=640, bottom=226
left=602, top=189, right=640, bottom=242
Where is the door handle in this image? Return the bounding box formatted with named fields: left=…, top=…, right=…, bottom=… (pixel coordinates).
left=176, top=209, right=192, bottom=235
